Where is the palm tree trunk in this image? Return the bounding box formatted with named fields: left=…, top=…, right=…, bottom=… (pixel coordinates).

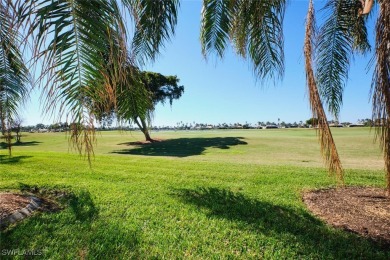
left=372, top=1, right=390, bottom=196
left=304, top=0, right=344, bottom=185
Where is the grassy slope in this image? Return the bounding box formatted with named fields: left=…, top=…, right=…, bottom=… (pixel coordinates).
left=0, top=128, right=388, bottom=259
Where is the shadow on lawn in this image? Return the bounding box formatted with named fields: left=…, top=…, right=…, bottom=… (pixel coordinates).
left=113, top=137, right=247, bottom=157
left=173, top=187, right=389, bottom=258
left=68, top=190, right=99, bottom=221
left=0, top=187, right=140, bottom=258
left=17, top=184, right=99, bottom=222
left=0, top=155, right=32, bottom=164
left=0, top=141, right=41, bottom=149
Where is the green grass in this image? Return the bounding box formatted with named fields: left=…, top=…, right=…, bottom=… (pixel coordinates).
left=0, top=128, right=389, bottom=259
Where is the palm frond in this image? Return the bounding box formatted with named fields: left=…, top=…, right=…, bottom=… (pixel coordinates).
left=0, top=1, right=30, bottom=155
left=116, top=67, right=152, bottom=125
left=371, top=0, right=390, bottom=195
left=129, top=0, right=179, bottom=66
left=316, top=0, right=370, bottom=117
left=245, top=0, right=285, bottom=81
left=201, top=0, right=285, bottom=83
left=304, top=0, right=344, bottom=184
left=353, top=0, right=371, bottom=53
left=201, top=0, right=236, bottom=58
left=17, top=0, right=129, bottom=161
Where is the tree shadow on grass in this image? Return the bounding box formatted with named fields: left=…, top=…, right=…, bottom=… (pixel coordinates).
left=172, top=187, right=389, bottom=258
left=17, top=184, right=99, bottom=222
left=0, top=155, right=33, bottom=164
left=0, top=187, right=140, bottom=259
left=67, top=190, right=99, bottom=221
left=113, top=137, right=247, bottom=157
left=0, top=141, right=41, bottom=149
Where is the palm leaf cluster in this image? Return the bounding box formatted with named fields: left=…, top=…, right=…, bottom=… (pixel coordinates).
left=316, top=0, right=371, bottom=117
left=0, top=1, right=30, bottom=155
left=201, top=0, right=286, bottom=81
left=12, top=0, right=179, bottom=160
left=130, top=0, right=180, bottom=65
left=115, top=67, right=152, bottom=126
left=17, top=0, right=130, bottom=160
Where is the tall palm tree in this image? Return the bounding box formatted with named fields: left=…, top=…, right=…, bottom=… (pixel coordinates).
left=0, top=1, right=30, bottom=155
left=313, top=0, right=389, bottom=195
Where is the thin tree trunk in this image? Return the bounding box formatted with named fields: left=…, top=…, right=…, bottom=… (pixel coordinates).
left=16, top=132, right=21, bottom=143
left=372, top=0, right=390, bottom=196
left=134, top=117, right=153, bottom=142
left=304, top=0, right=344, bottom=185
left=6, top=131, right=11, bottom=156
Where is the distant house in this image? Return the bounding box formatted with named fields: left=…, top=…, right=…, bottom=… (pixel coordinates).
left=329, top=123, right=343, bottom=127
left=38, top=128, right=48, bottom=133
left=263, top=125, right=278, bottom=129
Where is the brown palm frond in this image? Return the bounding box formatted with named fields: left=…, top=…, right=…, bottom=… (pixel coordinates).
left=304, top=0, right=344, bottom=185
left=372, top=0, right=390, bottom=196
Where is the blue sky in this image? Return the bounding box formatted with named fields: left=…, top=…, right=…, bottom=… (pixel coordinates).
left=23, top=0, right=376, bottom=126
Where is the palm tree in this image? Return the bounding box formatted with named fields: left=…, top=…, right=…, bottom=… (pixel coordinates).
left=310, top=0, right=388, bottom=194
left=199, top=0, right=388, bottom=194
left=0, top=1, right=30, bottom=155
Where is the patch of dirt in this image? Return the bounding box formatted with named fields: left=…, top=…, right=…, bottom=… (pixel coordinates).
left=303, top=187, right=390, bottom=246
left=0, top=193, right=30, bottom=219
left=0, top=192, right=61, bottom=229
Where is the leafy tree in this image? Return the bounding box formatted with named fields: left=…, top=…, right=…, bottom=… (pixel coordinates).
left=35, top=123, right=45, bottom=129
left=95, top=70, right=184, bottom=142
left=11, top=117, right=23, bottom=143
left=134, top=72, right=184, bottom=141
left=359, top=118, right=373, bottom=126
left=306, top=118, right=319, bottom=127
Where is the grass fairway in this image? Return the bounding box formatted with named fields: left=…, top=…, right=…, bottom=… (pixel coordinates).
left=0, top=128, right=389, bottom=259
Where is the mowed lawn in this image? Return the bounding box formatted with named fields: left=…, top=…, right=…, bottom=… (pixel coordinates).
left=0, top=128, right=389, bottom=259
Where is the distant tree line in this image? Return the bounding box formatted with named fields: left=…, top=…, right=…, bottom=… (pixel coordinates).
left=3, top=118, right=373, bottom=135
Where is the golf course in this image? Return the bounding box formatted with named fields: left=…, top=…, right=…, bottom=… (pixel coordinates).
left=1, top=127, right=389, bottom=259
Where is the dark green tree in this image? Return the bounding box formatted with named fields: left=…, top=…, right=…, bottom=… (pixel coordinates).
left=306, top=118, right=319, bottom=127
left=95, top=70, right=184, bottom=142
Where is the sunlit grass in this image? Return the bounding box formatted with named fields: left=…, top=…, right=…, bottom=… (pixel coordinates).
left=0, top=128, right=388, bottom=258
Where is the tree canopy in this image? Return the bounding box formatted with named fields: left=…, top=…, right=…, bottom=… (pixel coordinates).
left=95, top=69, right=184, bottom=141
